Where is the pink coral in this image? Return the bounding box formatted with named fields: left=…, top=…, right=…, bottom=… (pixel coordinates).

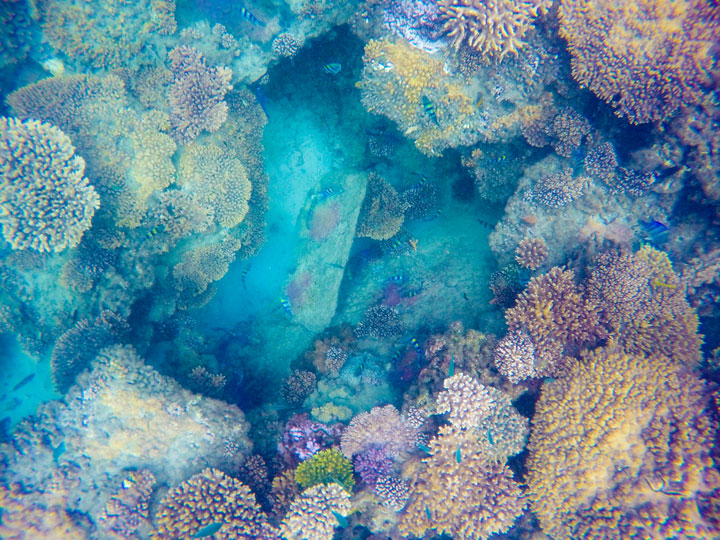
left=340, top=405, right=416, bottom=459
left=168, top=46, right=232, bottom=143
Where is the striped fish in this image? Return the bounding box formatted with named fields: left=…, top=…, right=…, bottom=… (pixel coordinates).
left=280, top=297, right=293, bottom=318
left=240, top=6, right=265, bottom=26
left=323, top=63, right=342, bottom=74
left=422, top=95, right=439, bottom=126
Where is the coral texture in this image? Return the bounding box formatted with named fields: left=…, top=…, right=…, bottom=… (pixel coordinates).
left=279, top=483, right=351, bottom=540
left=356, top=173, right=408, bottom=240
left=340, top=404, right=416, bottom=459
left=515, top=236, right=548, bottom=270
left=0, top=117, right=99, bottom=252
left=168, top=46, right=232, bottom=143
left=294, top=448, right=355, bottom=492
left=527, top=346, right=720, bottom=539
left=439, top=0, right=552, bottom=59
left=559, top=0, right=720, bottom=123
left=152, top=468, right=268, bottom=539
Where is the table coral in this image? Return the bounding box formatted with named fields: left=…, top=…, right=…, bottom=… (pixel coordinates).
left=356, top=173, right=408, bottom=240
left=168, top=45, right=232, bottom=143
left=340, top=404, right=416, bottom=459
left=279, top=483, right=351, bottom=540
left=526, top=346, right=720, bottom=539
left=152, top=468, right=269, bottom=540
left=0, top=117, right=99, bottom=253
left=178, top=142, right=252, bottom=228
left=40, top=0, right=176, bottom=70
left=558, top=0, right=720, bottom=123
left=439, top=0, right=552, bottom=60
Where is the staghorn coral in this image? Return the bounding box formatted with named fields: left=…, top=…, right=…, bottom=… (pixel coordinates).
left=493, top=330, right=537, bottom=383
left=97, top=469, right=156, bottom=539
left=436, top=373, right=495, bottom=430
left=584, top=142, right=619, bottom=186
left=515, top=236, right=548, bottom=270
left=551, top=107, right=591, bottom=158
left=505, top=267, right=605, bottom=377
left=375, top=475, right=410, bottom=511
left=356, top=173, right=409, bottom=240
left=354, top=304, right=403, bottom=339
left=340, top=405, right=416, bottom=459
left=0, top=117, right=99, bottom=253
left=530, top=168, right=587, bottom=208
left=294, top=448, right=355, bottom=492
left=279, top=483, right=351, bottom=540
left=559, top=0, right=720, bottom=124
left=281, top=370, right=317, bottom=407
left=177, top=142, right=252, bottom=228
left=152, top=468, right=269, bottom=540
left=168, top=46, right=232, bottom=143
left=527, top=346, right=720, bottom=540
left=40, top=0, right=176, bottom=70
left=439, top=0, right=552, bottom=60
left=586, top=246, right=702, bottom=366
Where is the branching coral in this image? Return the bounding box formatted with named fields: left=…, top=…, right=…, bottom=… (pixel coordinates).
left=586, top=246, right=702, bottom=366
left=278, top=483, right=351, bottom=540
left=172, top=234, right=243, bottom=301
left=356, top=173, right=408, bottom=240
left=559, top=0, right=720, bottom=123
left=98, top=469, right=156, bottom=539
left=294, top=448, right=355, bottom=492
left=439, top=0, right=552, bottom=60
left=0, top=117, right=99, bottom=252
left=526, top=346, right=720, bottom=539
left=178, top=142, right=252, bottom=228
left=40, top=0, right=176, bottom=70
left=530, top=168, right=587, bottom=208
left=340, top=405, right=416, bottom=459
left=515, top=236, right=548, bottom=270
left=152, top=468, right=269, bottom=540
left=168, top=46, right=232, bottom=143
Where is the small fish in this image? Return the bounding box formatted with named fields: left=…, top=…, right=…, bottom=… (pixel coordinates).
left=332, top=510, right=349, bottom=528
left=318, top=187, right=338, bottom=200
left=12, top=373, right=35, bottom=392
left=455, top=447, right=462, bottom=463
left=391, top=349, right=403, bottom=363
left=384, top=274, right=406, bottom=284
left=477, top=218, right=494, bottom=229
left=410, top=175, right=429, bottom=191
left=192, top=522, right=223, bottom=538
left=417, top=443, right=431, bottom=454
left=323, top=63, right=342, bottom=74
left=240, top=7, right=265, bottom=26
left=390, top=238, right=405, bottom=251
left=652, top=279, right=676, bottom=289
left=53, top=441, right=66, bottom=462
left=410, top=337, right=423, bottom=358
left=408, top=238, right=418, bottom=252
left=640, top=219, right=669, bottom=241
left=474, top=93, right=483, bottom=109
left=487, top=429, right=494, bottom=445
left=422, top=95, right=439, bottom=126
left=241, top=265, right=250, bottom=290
left=146, top=227, right=160, bottom=239
left=425, top=505, right=432, bottom=521
left=280, top=297, right=293, bottom=318
left=448, top=356, right=455, bottom=377
left=402, top=286, right=423, bottom=298
left=462, top=292, right=469, bottom=301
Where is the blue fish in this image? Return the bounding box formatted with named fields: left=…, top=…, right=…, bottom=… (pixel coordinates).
left=253, top=85, right=270, bottom=118
left=391, top=349, right=403, bottom=363
left=323, top=63, right=342, bottom=74
left=332, top=510, right=349, bottom=528
left=240, top=7, right=265, bottom=26
left=448, top=356, right=455, bottom=377
left=423, top=207, right=444, bottom=222
left=53, top=441, right=66, bottom=462
left=384, top=274, right=406, bottom=284
left=422, top=95, right=439, bottom=127
left=410, top=175, right=429, bottom=191
left=241, top=265, right=251, bottom=290
left=280, top=297, right=293, bottom=318
left=192, top=522, right=223, bottom=538
left=417, top=443, right=431, bottom=454
left=455, top=447, right=462, bottom=463
left=640, top=219, right=669, bottom=242
left=402, top=285, right=423, bottom=298
left=487, top=429, right=494, bottom=445
left=425, top=505, right=432, bottom=521
left=318, top=187, right=339, bottom=200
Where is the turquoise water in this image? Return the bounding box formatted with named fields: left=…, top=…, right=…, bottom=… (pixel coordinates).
left=0, top=2, right=719, bottom=539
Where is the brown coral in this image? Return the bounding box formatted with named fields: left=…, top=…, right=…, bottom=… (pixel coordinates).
left=515, top=237, right=548, bottom=270
left=356, top=173, right=409, bottom=240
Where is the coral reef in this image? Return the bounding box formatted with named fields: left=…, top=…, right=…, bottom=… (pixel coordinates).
left=356, top=173, right=408, bottom=240
left=40, top=0, right=176, bottom=70
left=527, top=346, right=720, bottom=539
left=0, top=117, right=99, bottom=253
left=177, top=142, right=252, bottom=228
left=0, top=0, right=32, bottom=68
left=493, top=330, right=537, bottom=383
left=168, top=46, right=232, bottom=143
left=381, top=0, right=445, bottom=51
left=279, top=414, right=343, bottom=465
left=97, top=469, right=155, bottom=539
left=278, top=483, right=351, bottom=540
left=340, top=405, right=416, bottom=459
left=530, top=168, right=588, bottom=208
left=514, top=236, right=548, bottom=270
left=294, top=448, right=355, bottom=492
left=558, top=0, right=720, bottom=123
left=439, top=0, right=552, bottom=60
left=354, top=304, right=403, bottom=339
left=281, top=370, right=317, bottom=406
left=273, top=32, right=301, bottom=58
left=152, top=468, right=268, bottom=540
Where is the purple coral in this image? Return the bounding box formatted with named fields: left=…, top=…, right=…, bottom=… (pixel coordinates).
left=168, top=46, right=232, bottom=143
left=382, top=0, right=445, bottom=51
left=353, top=446, right=393, bottom=487
left=279, top=413, right=343, bottom=466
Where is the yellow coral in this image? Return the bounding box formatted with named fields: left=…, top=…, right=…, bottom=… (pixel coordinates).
left=527, top=346, right=720, bottom=539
